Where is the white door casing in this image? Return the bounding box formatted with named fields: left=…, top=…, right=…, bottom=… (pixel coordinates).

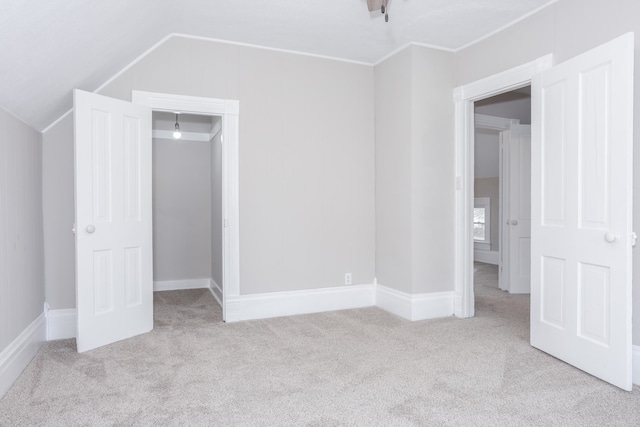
left=508, top=125, right=531, bottom=294
left=74, top=89, right=153, bottom=353
left=131, top=91, right=240, bottom=323
left=453, top=54, right=553, bottom=318
left=530, top=33, right=634, bottom=390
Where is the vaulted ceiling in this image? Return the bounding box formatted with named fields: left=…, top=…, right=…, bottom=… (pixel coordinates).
left=0, top=0, right=557, bottom=131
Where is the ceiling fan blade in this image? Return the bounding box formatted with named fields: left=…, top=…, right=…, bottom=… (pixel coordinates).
left=367, top=0, right=384, bottom=12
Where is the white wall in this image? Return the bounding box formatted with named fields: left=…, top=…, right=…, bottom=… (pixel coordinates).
left=375, top=45, right=455, bottom=294
left=152, top=136, right=212, bottom=281
left=375, top=47, right=413, bottom=293
left=41, top=116, right=74, bottom=308
left=211, top=127, right=223, bottom=288
left=454, top=0, right=640, bottom=344
left=411, top=46, right=455, bottom=294
left=0, top=107, right=45, bottom=351
left=475, top=92, right=531, bottom=124
left=41, top=35, right=376, bottom=306
left=474, top=130, right=500, bottom=179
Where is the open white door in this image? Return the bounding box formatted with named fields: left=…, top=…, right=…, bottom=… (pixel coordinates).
left=508, top=125, right=531, bottom=294
left=531, top=34, right=634, bottom=390
left=74, top=89, right=153, bottom=353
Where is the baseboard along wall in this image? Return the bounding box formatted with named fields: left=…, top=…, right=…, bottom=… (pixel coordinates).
left=153, top=278, right=211, bottom=292
left=209, top=278, right=222, bottom=308
left=224, top=284, right=376, bottom=323
left=634, top=346, right=640, bottom=386
left=375, top=285, right=455, bottom=321
left=0, top=312, right=47, bottom=399
left=473, top=249, right=499, bottom=265
left=36, top=278, right=640, bottom=388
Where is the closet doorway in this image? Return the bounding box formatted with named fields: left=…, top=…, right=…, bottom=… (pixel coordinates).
left=151, top=112, right=224, bottom=307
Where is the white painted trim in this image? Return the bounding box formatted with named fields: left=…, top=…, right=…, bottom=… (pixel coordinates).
left=474, top=114, right=520, bottom=131
left=209, top=120, right=222, bottom=141
left=133, top=91, right=240, bottom=323
left=154, top=278, right=211, bottom=292
left=224, top=285, right=376, bottom=323
left=633, top=345, right=640, bottom=385
left=474, top=249, right=500, bottom=265
left=133, top=91, right=238, bottom=116
left=47, top=309, right=77, bottom=340
left=375, top=285, right=412, bottom=319
left=209, top=278, right=223, bottom=307
left=455, top=0, right=560, bottom=52
left=454, top=55, right=553, bottom=102
left=152, top=130, right=211, bottom=142
left=0, top=313, right=46, bottom=399
left=453, top=55, right=553, bottom=319
left=474, top=242, right=491, bottom=251
left=375, top=285, right=455, bottom=321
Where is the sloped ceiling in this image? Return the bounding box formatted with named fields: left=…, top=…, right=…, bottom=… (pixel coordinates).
left=0, top=0, right=557, bottom=131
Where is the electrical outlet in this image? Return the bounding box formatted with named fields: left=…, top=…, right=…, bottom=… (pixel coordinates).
left=344, top=273, right=352, bottom=285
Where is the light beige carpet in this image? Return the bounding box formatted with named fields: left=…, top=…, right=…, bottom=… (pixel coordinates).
left=1, top=264, right=639, bottom=426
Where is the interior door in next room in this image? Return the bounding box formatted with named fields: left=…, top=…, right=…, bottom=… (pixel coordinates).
left=505, top=125, right=531, bottom=294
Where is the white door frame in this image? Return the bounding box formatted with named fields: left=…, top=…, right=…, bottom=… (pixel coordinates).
left=132, top=91, right=240, bottom=322
left=453, top=55, right=553, bottom=318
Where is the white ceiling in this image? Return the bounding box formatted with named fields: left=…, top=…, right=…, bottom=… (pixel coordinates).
left=0, top=0, right=557, bottom=131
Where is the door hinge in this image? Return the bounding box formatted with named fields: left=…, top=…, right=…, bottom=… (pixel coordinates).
left=224, top=219, right=228, bottom=228
left=631, top=232, right=637, bottom=248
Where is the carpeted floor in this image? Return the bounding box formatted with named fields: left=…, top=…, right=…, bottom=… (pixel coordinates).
left=1, top=264, right=639, bottom=426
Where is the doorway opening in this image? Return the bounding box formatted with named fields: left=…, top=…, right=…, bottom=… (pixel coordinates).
left=132, top=90, right=240, bottom=323
left=151, top=112, right=224, bottom=313
left=452, top=55, right=552, bottom=319
left=472, top=89, right=532, bottom=316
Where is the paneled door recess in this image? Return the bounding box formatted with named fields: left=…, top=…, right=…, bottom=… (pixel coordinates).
left=74, top=90, right=153, bottom=353
left=530, top=33, right=634, bottom=390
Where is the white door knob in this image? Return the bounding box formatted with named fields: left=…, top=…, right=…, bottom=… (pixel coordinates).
left=604, top=232, right=617, bottom=243
left=511, top=220, right=518, bottom=226
left=85, top=224, right=96, bottom=234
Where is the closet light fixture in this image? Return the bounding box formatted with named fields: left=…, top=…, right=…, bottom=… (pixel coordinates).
left=173, top=114, right=182, bottom=139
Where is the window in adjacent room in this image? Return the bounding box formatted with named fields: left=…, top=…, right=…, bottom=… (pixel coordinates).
left=474, top=197, right=491, bottom=245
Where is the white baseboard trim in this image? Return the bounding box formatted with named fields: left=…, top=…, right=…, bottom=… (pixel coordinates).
left=633, top=345, right=640, bottom=386
left=474, top=249, right=499, bottom=265
left=154, top=278, right=211, bottom=292
left=376, top=285, right=455, bottom=321
left=209, top=278, right=222, bottom=307
left=47, top=308, right=77, bottom=341
left=0, top=312, right=46, bottom=399
left=225, top=284, right=376, bottom=323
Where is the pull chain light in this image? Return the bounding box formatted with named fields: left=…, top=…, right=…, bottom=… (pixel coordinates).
left=173, top=114, right=182, bottom=139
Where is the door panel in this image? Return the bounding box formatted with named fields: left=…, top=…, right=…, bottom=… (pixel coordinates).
left=509, top=125, right=531, bottom=294
left=74, top=89, right=153, bottom=353
left=531, top=33, right=634, bottom=390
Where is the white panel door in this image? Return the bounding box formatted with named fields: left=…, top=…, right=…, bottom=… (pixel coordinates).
left=499, top=131, right=510, bottom=291
left=74, top=89, right=153, bottom=353
left=508, top=125, right=531, bottom=294
left=531, top=34, right=634, bottom=390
